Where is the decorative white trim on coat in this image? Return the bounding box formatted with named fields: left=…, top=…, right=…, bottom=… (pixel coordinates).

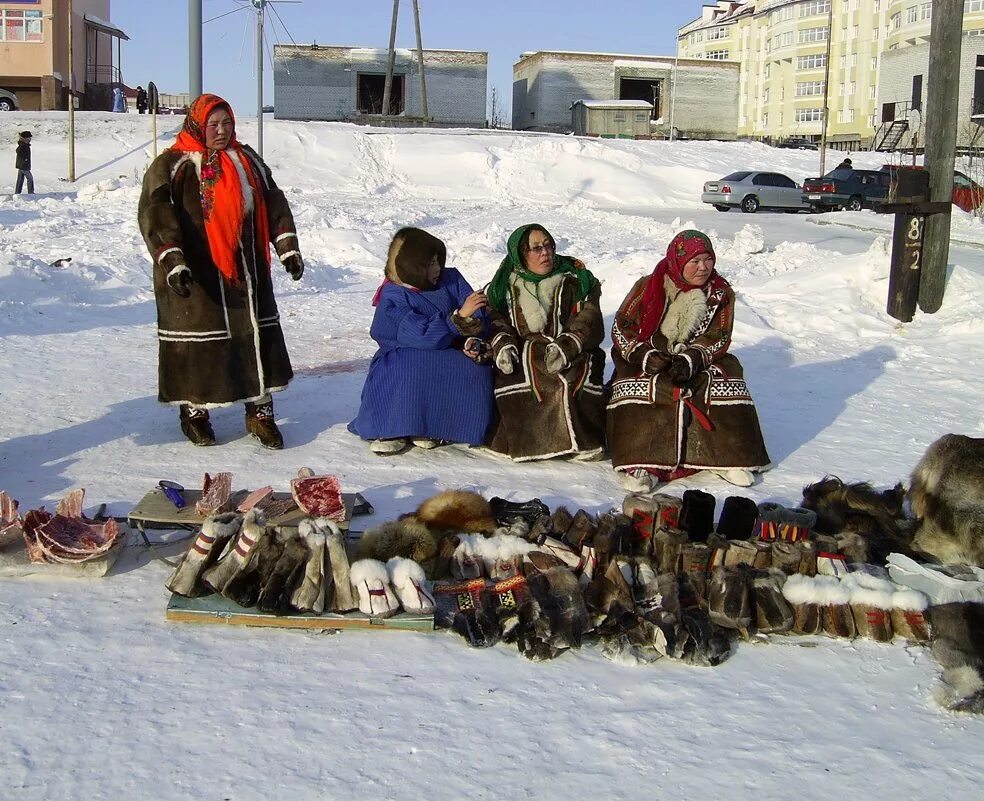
left=278, top=250, right=301, bottom=263
left=275, top=232, right=297, bottom=243
left=160, top=248, right=184, bottom=266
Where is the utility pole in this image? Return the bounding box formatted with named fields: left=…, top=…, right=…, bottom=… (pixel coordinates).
left=818, top=0, right=834, bottom=176
left=256, top=0, right=265, bottom=157
left=382, top=0, right=399, bottom=116
left=919, top=0, right=963, bottom=313
left=412, top=0, right=427, bottom=118
left=67, top=0, right=75, bottom=182
left=669, top=49, right=678, bottom=141
left=189, top=0, right=202, bottom=98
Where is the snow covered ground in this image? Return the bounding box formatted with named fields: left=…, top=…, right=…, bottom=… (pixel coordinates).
left=1, top=112, right=983, bottom=800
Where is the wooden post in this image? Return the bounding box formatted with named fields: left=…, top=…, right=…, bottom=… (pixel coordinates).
left=382, top=0, right=399, bottom=116
left=67, top=0, right=75, bottom=182
left=412, top=0, right=427, bottom=119
left=919, top=0, right=963, bottom=313
left=886, top=212, right=925, bottom=322
left=818, top=0, right=834, bottom=177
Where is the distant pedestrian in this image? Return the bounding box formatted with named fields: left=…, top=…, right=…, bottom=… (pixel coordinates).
left=836, top=157, right=853, bottom=170
left=136, top=85, right=148, bottom=114
left=112, top=86, right=126, bottom=113
left=15, top=130, right=33, bottom=194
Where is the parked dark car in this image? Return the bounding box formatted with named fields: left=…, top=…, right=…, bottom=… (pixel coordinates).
left=802, top=168, right=891, bottom=211
left=701, top=170, right=809, bottom=213
left=777, top=138, right=818, bottom=150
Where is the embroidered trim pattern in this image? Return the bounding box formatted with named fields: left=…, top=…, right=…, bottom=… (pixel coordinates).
left=199, top=151, right=221, bottom=222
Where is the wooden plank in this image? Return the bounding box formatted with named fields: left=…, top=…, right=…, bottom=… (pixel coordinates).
left=128, top=489, right=353, bottom=530
left=166, top=592, right=435, bottom=633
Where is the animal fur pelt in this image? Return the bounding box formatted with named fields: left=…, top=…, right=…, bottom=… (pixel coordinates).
left=909, top=434, right=984, bottom=567
left=928, top=602, right=984, bottom=714
left=800, top=475, right=910, bottom=564
left=355, top=490, right=498, bottom=578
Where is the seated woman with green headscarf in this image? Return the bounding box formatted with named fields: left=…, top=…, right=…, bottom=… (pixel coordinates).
left=484, top=223, right=606, bottom=461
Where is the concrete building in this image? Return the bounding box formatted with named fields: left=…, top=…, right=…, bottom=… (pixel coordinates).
left=677, top=0, right=984, bottom=149
left=512, top=50, right=740, bottom=139
left=0, top=0, right=128, bottom=111
left=273, top=44, right=488, bottom=127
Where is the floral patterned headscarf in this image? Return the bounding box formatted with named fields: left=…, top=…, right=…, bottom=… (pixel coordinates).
left=171, top=93, right=270, bottom=285
left=638, top=230, right=726, bottom=340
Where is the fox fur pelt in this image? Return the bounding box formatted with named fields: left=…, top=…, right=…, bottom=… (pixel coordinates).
left=355, top=490, right=498, bottom=578
left=800, top=475, right=910, bottom=564
left=909, top=434, right=984, bottom=567
left=929, top=602, right=984, bottom=714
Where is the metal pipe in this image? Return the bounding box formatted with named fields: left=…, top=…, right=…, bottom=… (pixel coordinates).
left=257, top=0, right=264, bottom=156
left=189, top=0, right=202, bottom=98
left=412, top=0, right=427, bottom=118
left=68, top=0, right=75, bottom=182
left=382, top=0, right=399, bottom=116
left=819, top=0, right=834, bottom=176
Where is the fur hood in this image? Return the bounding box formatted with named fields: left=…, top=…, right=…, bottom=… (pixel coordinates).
left=385, top=227, right=447, bottom=291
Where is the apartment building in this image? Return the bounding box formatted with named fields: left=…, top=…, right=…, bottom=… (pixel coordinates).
left=678, top=0, right=984, bottom=148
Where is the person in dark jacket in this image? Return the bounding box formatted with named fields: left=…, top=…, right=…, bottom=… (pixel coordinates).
left=835, top=157, right=853, bottom=170
left=136, top=86, right=148, bottom=114
left=15, top=131, right=33, bottom=194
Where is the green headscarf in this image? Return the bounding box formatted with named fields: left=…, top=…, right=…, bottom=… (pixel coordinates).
left=485, top=223, right=599, bottom=314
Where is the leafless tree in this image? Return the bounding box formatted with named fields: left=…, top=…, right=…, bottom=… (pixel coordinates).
left=487, top=86, right=505, bottom=129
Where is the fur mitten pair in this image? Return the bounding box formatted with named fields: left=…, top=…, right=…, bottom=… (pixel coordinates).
left=349, top=557, right=435, bottom=618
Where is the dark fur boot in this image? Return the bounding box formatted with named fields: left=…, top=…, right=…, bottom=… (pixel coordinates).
left=256, top=530, right=310, bottom=615
left=716, top=495, right=759, bottom=540
left=680, top=489, right=716, bottom=542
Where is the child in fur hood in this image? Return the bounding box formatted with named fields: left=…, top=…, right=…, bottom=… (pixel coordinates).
left=607, top=229, right=770, bottom=493
left=348, top=227, right=494, bottom=454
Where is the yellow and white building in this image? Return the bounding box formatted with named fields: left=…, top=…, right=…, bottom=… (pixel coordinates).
left=678, top=0, right=984, bottom=148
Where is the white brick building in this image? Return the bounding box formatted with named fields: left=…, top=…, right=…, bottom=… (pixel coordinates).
left=273, top=44, right=488, bottom=128
left=512, top=50, right=740, bottom=139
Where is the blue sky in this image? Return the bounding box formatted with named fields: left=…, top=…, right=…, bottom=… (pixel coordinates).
left=113, top=0, right=701, bottom=121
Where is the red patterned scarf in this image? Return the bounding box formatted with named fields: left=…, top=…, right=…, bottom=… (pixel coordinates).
left=638, top=230, right=726, bottom=341
left=171, top=93, right=270, bottom=285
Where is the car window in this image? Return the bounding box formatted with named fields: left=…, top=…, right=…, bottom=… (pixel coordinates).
left=825, top=168, right=853, bottom=180
left=722, top=171, right=752, bottom=181
left=954, top=172, right=972, bottom=188
left=752, top=174, right=774, bottom=186
left=772, top=173, right=796, bottom=188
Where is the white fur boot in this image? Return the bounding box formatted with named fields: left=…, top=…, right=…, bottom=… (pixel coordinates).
left=350, top=559, right=400, bottom=618
left=386, top=557, right=435, bottom=614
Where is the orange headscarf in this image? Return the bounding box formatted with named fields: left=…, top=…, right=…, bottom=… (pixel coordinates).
left=172, top=94, right=271, bottom=285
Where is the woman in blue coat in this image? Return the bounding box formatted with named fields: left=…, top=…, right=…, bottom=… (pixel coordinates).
left=349, top=227, right=494, bottom=454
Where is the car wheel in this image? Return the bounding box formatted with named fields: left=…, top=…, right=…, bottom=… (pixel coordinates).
left=0, top=99, right=14, bottom=112
left=740, top=195, right=759, bottom=213
left=846, top=195, right=863, bottom=212
left=713, top=204, right=731, bottom=212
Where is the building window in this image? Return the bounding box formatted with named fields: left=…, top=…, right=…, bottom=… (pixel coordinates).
left=870, top=85, right=877, bottom=99
left=772, top=31, right=794, bottom=49
left=873, top=26, right=880, bottom=39
left=847, top=82, right=856, bottom=95
left=968, top=28, right=984, bottom=36
left=707, top=26, right=729, bottom=40
left=764, top=63, right=771, bottom=78
left=762, top=112, right=769, bottom=126
left=891, top=12, right=901, bottom=29
left=799, top=27, right=829, bottom=44
left=795, top=108, right=824, bottom=122
left=966, top=1, right=984, bottom=12
left=871, top=56, right=878, bottom=70
left=795, top=81, right=825, bottom=96
left=851, top=53, right=857, bottom=67
left=907, top=6, right=918, bottom=23
left=763, top=88, right=770, bottom=104
left=705, top=50, right=730, bottom=60
left=921, top=2, right=932, bottom=20
left=798, top=53, right=827, bottom=69
left=0, top=9, right=43, bottom=42
left=800, top=0, right=831, bottom=16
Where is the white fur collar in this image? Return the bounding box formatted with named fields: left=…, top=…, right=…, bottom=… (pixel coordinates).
left=511, top=271, right=567, bottom=333
left=659, top=275, right=708, bottom=351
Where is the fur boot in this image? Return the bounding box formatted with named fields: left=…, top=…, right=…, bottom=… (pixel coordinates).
left=256, top=530, right=310, bottom=615
left=324, top=521, right=358, bottom=612
left=451, top=535, right=485, bottom=580
left=349, top=559, right=400, bottom=618
left=716, top=495, right=759, bottom=540
left=527, top=565, right=590, bottom=651
left=781, top=574, right=824, bottom=635
left=842, top=572, right=895, bottom=642
left=819, top=577, right=856, bottom=639
left=165, top=512, right=241, bottom=597
left=202, top=508, right=266, bottom=595
left=890, top=587, right=931, bottom=643
left=681, top=543, right=714, bottom=603
left=652, top=525, right=688, bottom=574
left=752, top=569, right=794, bottom=634
left=223, top=525, right=287, bottom=608
left=816, top=549, right=849, bottom=577
left=680, top=489, right=716, bottom=542
left=386, top=557, right=435, bottom=614
left=677, top=607, right=734, bottom=666
left=707, top=565, right=754, bottom=631
left=928, top=601, right=984, bottom=713
left=753, top=502, right=785, bottom=541
left=798, top=540, right=818, bottom=576
left=771, top=541, right=804, bottom=576
left=433, top=577, right=499, bottom=647
left=563, top=509, right=596, bottom=549
left=778, top=507, right=817, bottom=542
left=291, top=519, right=328, bottom=614
left=722, top=539, right=759, bottom=567
left=593, top=512, right=631, bottom=572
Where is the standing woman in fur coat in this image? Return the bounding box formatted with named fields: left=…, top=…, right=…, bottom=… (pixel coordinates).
left=349, top=227, right=494, bottom=454
left=138, top=94, right=303, bottom=449
left=607, top=229, right=770, bottom=492
left=485, top=223, right=606, bottom=461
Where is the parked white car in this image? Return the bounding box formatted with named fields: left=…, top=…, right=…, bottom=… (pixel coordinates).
left=0, top=88, right=19, bottom=111
left=701, top=170, right=809, bottom=213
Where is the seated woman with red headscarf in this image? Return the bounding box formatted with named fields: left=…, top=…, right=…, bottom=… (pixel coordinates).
left=606, top=230, right=770, bottom=493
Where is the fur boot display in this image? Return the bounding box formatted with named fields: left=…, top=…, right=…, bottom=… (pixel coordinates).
left=165, top=512, right=242, bottom=597
left=707, top=565, right=754, bottom=631
left=223, top=526, right=287, bottom=608
left=256, top=530, right=311, bottom=615
left=350, top=559, right=400, bottom=618
left=716, top=495, right=759, bottom=540
left=842, top=572, right=895, bottom=642
left=679, top=489, right=716, bottom=542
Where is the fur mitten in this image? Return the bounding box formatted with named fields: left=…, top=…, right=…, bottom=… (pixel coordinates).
left=386, top=557, right=435, bottom=614
left=496, top=344, right=519, bottom=374
left=165, top=512, right=241, bottom=597
left=433, top=578, right=499, bottom=647
left=544, top=342, right=567, bottom=374
left=680, top=489, right=716, bottom=542
left=349, top=559, right=400, bottom=618
left=928, top=602, right=984, bottom=713
left=716, top=495, right=759, bottom=540
left=451, top=535, right=484, bottom=580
